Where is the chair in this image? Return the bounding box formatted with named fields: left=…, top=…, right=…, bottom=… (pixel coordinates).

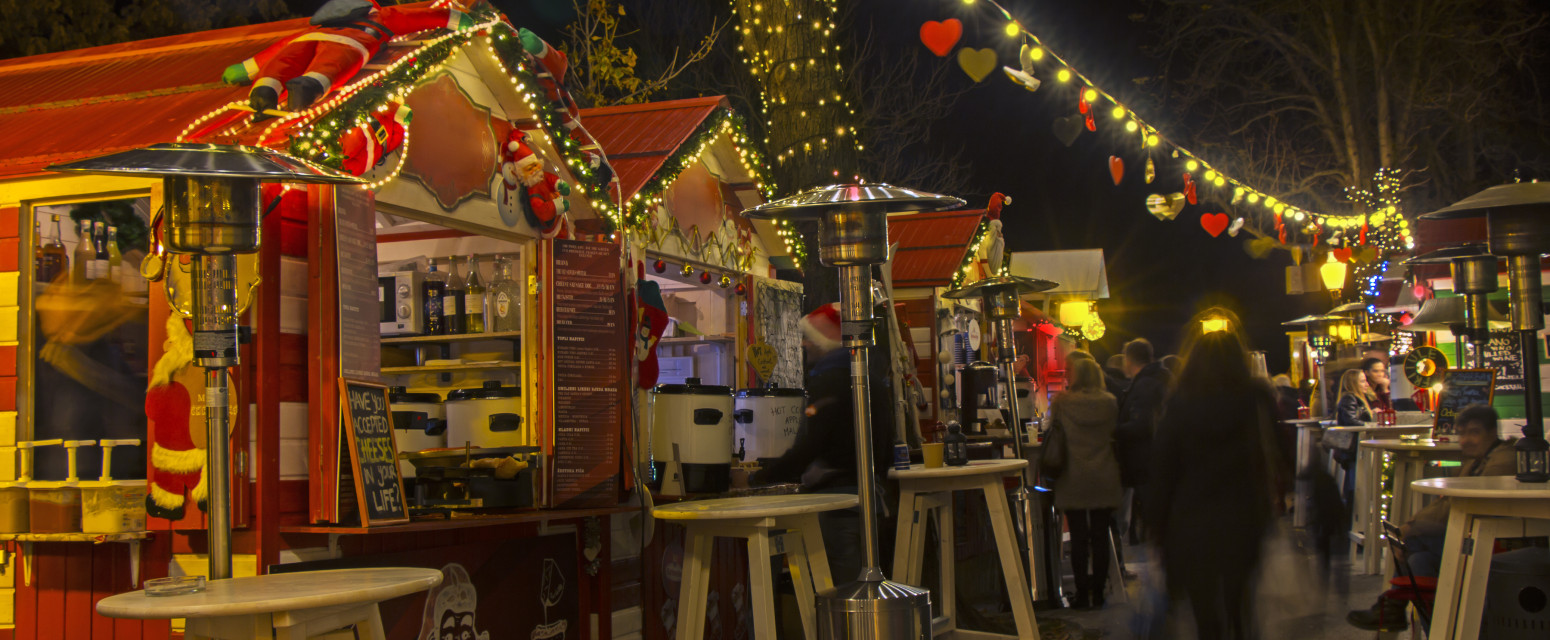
left=1381, top=520, right=1435, bottom=635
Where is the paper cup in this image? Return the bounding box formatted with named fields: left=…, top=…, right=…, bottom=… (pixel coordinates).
left=922, top=443, right=945, bottom=468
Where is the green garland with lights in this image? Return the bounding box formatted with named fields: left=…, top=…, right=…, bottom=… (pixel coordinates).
left=949, top=220, right=990, bottom=289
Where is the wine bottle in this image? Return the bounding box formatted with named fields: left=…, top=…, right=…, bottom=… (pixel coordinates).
left=488, top=256, right=521, bottom=333
left=72, top=219, right=93, bottom=283
left=91, top=221, right=110, bottom=284
left=464, top=255, right=487, bottom=334
left=422, top=258, right=447, bottom=335
left=444, top=256, right=467, bottom=334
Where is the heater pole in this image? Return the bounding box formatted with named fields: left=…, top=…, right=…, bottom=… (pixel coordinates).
left=193, top=253, right=239, bottom=580
left=838, top=264, right=882, bottom=578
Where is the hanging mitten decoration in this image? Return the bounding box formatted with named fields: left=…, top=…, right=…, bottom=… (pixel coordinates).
left=635, top=273, right=669, bottom=389
left=920, top=19, right=962, bottom=57
left=1227, top=217, right=1245, bottom=237
left=1003, top=43, right=1040, bottom=92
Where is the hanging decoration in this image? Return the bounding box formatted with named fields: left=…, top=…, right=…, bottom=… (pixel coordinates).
left=1108, top=156, right=1124, bottom=185
left=1144, top=157, right=1156, bottom=184
left=1146, top=193, right=1186, bottom=220
left=699, top=271, right=714, bottom=285
left=1227, top=217, right=1245, bottom=237
left=1200, top=212, right=1230, bottom=237
left=927, top=0, right=1419, bottom=256
left=1245, top=236, right=1277, bottom=259
left=500, top=129, right=573, bottom=239
left=338, top=98, right=412, bottom=178
left=920, top=18, right=962, bottom=57
left=680, top=264, right=695, bottom=278
left=957, top=47, right=997, bottom=82
left=1002, top=43, right=1041, bottom=92
left=1052, top=115, right=1083, bottom=147
left=634, top=269, right=669, bottom=389
left=653, top=259, right=667, bottom=274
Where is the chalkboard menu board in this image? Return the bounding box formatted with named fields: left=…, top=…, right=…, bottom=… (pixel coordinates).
left=1432, top=369, right=1497, bottom=441
left=339, top=379, right=409, bottom=526
left=549, top=240, right=625, bottom=508
left=1485, top=332, right=1525, bottom=395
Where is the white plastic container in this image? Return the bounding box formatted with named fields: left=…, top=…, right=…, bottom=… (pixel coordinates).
left=388, top=387, right=448, bottom=477
left=650, top=378, right=734, bottom=493
left=78, top=480, right=147, bottom=533
left=733, top=387, right=806, bottom=462
left=444, top=381, right=523, bottom=449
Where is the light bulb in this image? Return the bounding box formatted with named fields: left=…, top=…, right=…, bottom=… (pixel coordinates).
left=1005, top=22, right=1020, bottom=37
left=1110, top=106, right=1125, bottom=119
left=1125, top=120, right=1139, bottom=132
left=1084, top=89, right=1099, bottom=102
left=1030, top=47, right=1045, bottom=61
left=1056, top=68, right=1071, bottom=82
left=1186, top=160, right=1199, bottom=171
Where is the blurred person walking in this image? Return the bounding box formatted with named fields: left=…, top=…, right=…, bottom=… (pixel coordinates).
left=1048, top=358, right=1123, bottom=609
left=1117, top=338, right=1171, bottom=543
left=1149, top=331, right=1278, bottom=639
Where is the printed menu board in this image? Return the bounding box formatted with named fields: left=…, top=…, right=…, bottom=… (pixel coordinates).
left=1432, top=369, right=1496, bottom=441
left=549, top=240, right=624, bottom=507
left=335, top=187, right=382, bottom=382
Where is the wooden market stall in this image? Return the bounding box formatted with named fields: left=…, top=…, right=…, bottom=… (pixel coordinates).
left=0, top=2, right=789, bottom=638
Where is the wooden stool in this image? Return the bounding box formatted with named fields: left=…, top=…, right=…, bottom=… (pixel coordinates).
left=654, top=494, right=857, bottom=640
left=890, top=459, right=1039, bottom=640
left=96, top=567, right=441, bottom=640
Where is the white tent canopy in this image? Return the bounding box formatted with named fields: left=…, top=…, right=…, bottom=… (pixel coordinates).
left=1009, top=249, right=1110, bottom=300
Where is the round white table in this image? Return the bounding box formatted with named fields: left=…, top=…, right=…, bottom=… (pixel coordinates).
left=889, top=459, right=1038, bottom=639
left=97, top=567, right=442, bottom=640
left=1352, top=439, right=1462, bottom=575
left=1410, top=476, right=1550, bottom=640
left=655, top=493, right=856, bottom=640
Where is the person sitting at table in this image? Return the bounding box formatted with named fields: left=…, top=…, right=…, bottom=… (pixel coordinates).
left=1346, top=403, right=1517, bottom=632
left=1360, top=356, right=1393, bottom=413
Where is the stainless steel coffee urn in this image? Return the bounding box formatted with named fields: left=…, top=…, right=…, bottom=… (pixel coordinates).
left=744, top=183, right=964, bottom=640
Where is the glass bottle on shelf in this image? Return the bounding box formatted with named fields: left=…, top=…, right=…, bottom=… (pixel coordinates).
left=37, top=215, right=68, bottom=284
left=72, top=219, right=94, bottom=283
left=91, top=221, right=110, bottom=284
left=444, top=256, right=467, bottom=335
left=106, top=225, right=123, bottom=285
left=488, top=255, right=521, bottom=333
left=464, top=255, right=487, bottom=334
left=422, top=258, right=447, bottom=335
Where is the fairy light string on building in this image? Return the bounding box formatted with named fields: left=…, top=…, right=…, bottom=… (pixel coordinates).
left=951, top=0, right=1416, bottom=247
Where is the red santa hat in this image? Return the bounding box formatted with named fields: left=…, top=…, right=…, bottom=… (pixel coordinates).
left=800, top=303, right=843, bottom=352
left=505, top=134, right=542, bottom=171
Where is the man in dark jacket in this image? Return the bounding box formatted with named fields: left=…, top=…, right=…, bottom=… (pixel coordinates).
left=1116, top=338, right=1171, bottom=542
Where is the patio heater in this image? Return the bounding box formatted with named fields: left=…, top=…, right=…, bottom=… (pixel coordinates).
left=1421, top=182, right=1549, bottom=482
left=1281, top=314, right=1349, bottom=415
left=51, top=143, right=362, bottom=578
left=941, top=275, right=1059, bottom=599
left=743, top=183, right=963, bottom=640
left=1403, top=244, right=1501, bottom=368
left=1406, top=296, right=1510, bottom=368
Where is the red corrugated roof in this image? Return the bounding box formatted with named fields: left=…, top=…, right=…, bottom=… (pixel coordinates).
left=889, top=209, right=985, bottom=287
left=0, top=18, right=315, bottom=180
left=579, top=96, right=727, bottom=200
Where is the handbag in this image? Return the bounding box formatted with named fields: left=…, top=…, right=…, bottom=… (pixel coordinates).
left=1040, top=419, right=1069, bottom=479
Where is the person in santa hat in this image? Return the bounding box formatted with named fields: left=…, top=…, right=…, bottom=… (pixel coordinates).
left=500, top=129, right=572, bottom=237
left=746, top=302, right=897, bottom=584
left=222, top=0, right=475, bottom=118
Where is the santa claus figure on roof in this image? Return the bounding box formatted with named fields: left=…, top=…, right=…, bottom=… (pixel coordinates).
left=499, top=129, right=573, bottom=238
left=221, top=0, right=474, bottom=117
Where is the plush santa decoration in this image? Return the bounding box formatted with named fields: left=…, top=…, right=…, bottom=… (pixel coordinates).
left=500, top=129, right=573, bottom=238
left=144, top=315, right=239, bottom=521
left=339, top=98, right=412, bottom=176
left=221, top=0, right=474, bottom=117
left=635, top=274, right=669, bottom=388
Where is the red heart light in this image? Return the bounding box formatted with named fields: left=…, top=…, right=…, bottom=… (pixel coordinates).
left=1200, top=212, right=1230, bottom=237
left=920, top=19, right=962, bottom=57
left=1109, top=156, right=1124, bottom=185
left=1332, top=247, right=1353, bottom=263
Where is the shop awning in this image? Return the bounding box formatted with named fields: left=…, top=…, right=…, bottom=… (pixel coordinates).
left=0, top=17, right=319, bottom=180
left=1008, top=249, right=1110, bottom=299
left=578, top=96, right=729, bottom=202
left=887, top=210, right=986, bottom=288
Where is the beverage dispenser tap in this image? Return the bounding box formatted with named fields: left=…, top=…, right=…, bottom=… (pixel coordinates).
left=62, top=440, right=97, bottom=482
left=97, top=439, right=143, bottom=482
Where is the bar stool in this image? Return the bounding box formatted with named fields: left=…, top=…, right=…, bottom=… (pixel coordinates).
left=890, top=459, right=1039, bottom=639
left=653, top=493, right=857, bottom=640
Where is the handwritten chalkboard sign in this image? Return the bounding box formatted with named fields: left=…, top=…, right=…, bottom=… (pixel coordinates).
left=1485, top=332, right=1525, bottom=395
left=1432, top=369, right=1497, bottom=441
left=339, top=379, right=409, bottom=526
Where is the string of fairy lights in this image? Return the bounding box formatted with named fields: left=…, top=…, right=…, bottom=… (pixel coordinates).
left=176, top=4, right=807, bottom=261
left=948, top=0, right=1417, bottom=251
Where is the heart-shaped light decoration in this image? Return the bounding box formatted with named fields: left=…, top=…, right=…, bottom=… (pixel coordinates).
left=1245, top=236, right=1277, bottom=258
left=1354, top=245, right=1378, bottom=264
left=957, top=47, right=997, bottom=82
left=1200, top=212, right=1230, bottom=237
left=1227, top=217, right=1245, bottom=237
left=920, top=19, right=962, bottom=57
left=1052, top=115, right=1083, bottom=147
left=1332, top=247, right=1353, bottom=263
left=1109, top=156, right=1124, bottom=185
left=1145, top=193, right=1186, bottom=220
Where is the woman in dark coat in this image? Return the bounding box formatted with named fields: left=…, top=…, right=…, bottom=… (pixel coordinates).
left=1049, top=358, right=1123, bottom=609
left=1149, top=330, right=1277, bottom=639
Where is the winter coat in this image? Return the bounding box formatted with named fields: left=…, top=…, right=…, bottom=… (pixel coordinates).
left=1336, top=392, right=1373, bottom=426
left=1049, top=390, right=1124, bottom=511
left=752, top=347, right=894, bottom=492
left=1116, top=361, right=1172, bottom=487
left=1408, top=438, right=1518, bottom=536
left=1148, top=382, right=1279, bottom=580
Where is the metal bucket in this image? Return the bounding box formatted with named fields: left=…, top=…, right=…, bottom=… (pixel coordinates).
left=817, top=578, right=932, bottom=640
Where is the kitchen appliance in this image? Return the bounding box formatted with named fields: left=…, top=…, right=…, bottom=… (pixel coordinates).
left=445, top=381, right=524, bottom=449
left=51, top=142, right=362, bottom=580
left=388, top=387, right=448, bottom=478
left=744, top=183, right=964, bottom=640
left=399, top=446, right=537, bottom=511
left=650, top=378, right=735, bottom=496
left=379, top=270, right=426, bottom=336
left=734, top=387, right=807, bottom=464
left=956, top=360, right=999, bottom=434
